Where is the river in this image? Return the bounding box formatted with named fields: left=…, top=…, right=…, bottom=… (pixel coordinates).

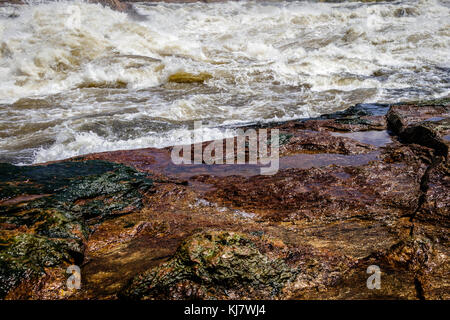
left=0, top=0, right=448, bottom=164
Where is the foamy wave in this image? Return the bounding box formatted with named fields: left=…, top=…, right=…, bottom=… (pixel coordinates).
left=0, top=1, right=206, bottom=102
left=0, top=0, right=449, bottom=164
left=1, top=0, right=448, bottom=104
left=32, top=125, right=236, bottom=164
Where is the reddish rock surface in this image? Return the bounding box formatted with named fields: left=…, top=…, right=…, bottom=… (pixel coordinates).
left=1, top=99, right=449, bottom=300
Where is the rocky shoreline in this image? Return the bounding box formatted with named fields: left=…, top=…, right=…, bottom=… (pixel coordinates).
left=1, top=98, right=448, bottom=299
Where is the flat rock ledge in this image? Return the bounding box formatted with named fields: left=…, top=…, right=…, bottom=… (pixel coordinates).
left=0, top=98, right=449, bottom=299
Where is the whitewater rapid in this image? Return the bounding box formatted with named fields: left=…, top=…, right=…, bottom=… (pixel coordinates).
left=0, top=0, right=449, bottom=164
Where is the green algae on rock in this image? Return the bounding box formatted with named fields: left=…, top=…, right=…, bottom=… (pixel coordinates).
left=0, top=160, right=154, bottom=298
left=0, top=160, right=154, bottom=221
left=0, top=233, right=79, bottom=298
left=120, top=231, right=297, bottom=300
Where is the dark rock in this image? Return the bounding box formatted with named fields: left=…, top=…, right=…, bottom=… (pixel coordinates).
left=0, top=160, right=153, bottom=298
left=386, top=102, right=449, bottom=157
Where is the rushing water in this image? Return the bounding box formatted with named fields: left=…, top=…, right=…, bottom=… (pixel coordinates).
left=0, top=0, right=449, bottom=164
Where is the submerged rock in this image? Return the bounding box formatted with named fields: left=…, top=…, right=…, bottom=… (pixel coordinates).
left=168, top=72, right=212, bottom=84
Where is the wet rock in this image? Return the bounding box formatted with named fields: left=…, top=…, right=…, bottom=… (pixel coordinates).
left=387, top=101, right=449, bottom=157
left=1, top=99, right=449, bottom=300
left=245, top=103, right=388, bottom=133
left=416, top=160, right=450, bottom=228
left=394, top=7, right=419, bottom=17
left=384, top=99, right=450, bottom=300
left=193, top=142, right=427, bottom=223
left=168, top=72, right=212, bottom=84
left=0, top=161, right=153, bottom=221
left=0, top=160, right=153, bottom=298
left=0, top=233, right=79, bottom=299
left=280, top=129, right=376, bottom=156
left=73, top=99, right=449, bottom=300
left=119, top=231, right=297, bottom=299
left=88, top=0, right=130, bottom=12
left=386, top=100, right=449, bottom=231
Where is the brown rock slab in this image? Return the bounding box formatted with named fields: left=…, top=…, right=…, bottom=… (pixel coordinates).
left=1, top=99, right=449, bottom=300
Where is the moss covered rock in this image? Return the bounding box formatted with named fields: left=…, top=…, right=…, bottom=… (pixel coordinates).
left=0, top=160, right=154, bottom=298
left=120, top=231, right=297, bottom=300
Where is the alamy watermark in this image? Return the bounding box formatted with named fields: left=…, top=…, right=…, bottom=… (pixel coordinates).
left=66, top=265, right=81, bottom=290
left=171, top=121, right=279, bottom=175
left=366, top=265, right=381, bottom=290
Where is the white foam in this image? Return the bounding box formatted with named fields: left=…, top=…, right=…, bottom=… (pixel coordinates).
left=0, top=0, right=449, bottom=163
left=32, top=125, right=236, bottom=163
